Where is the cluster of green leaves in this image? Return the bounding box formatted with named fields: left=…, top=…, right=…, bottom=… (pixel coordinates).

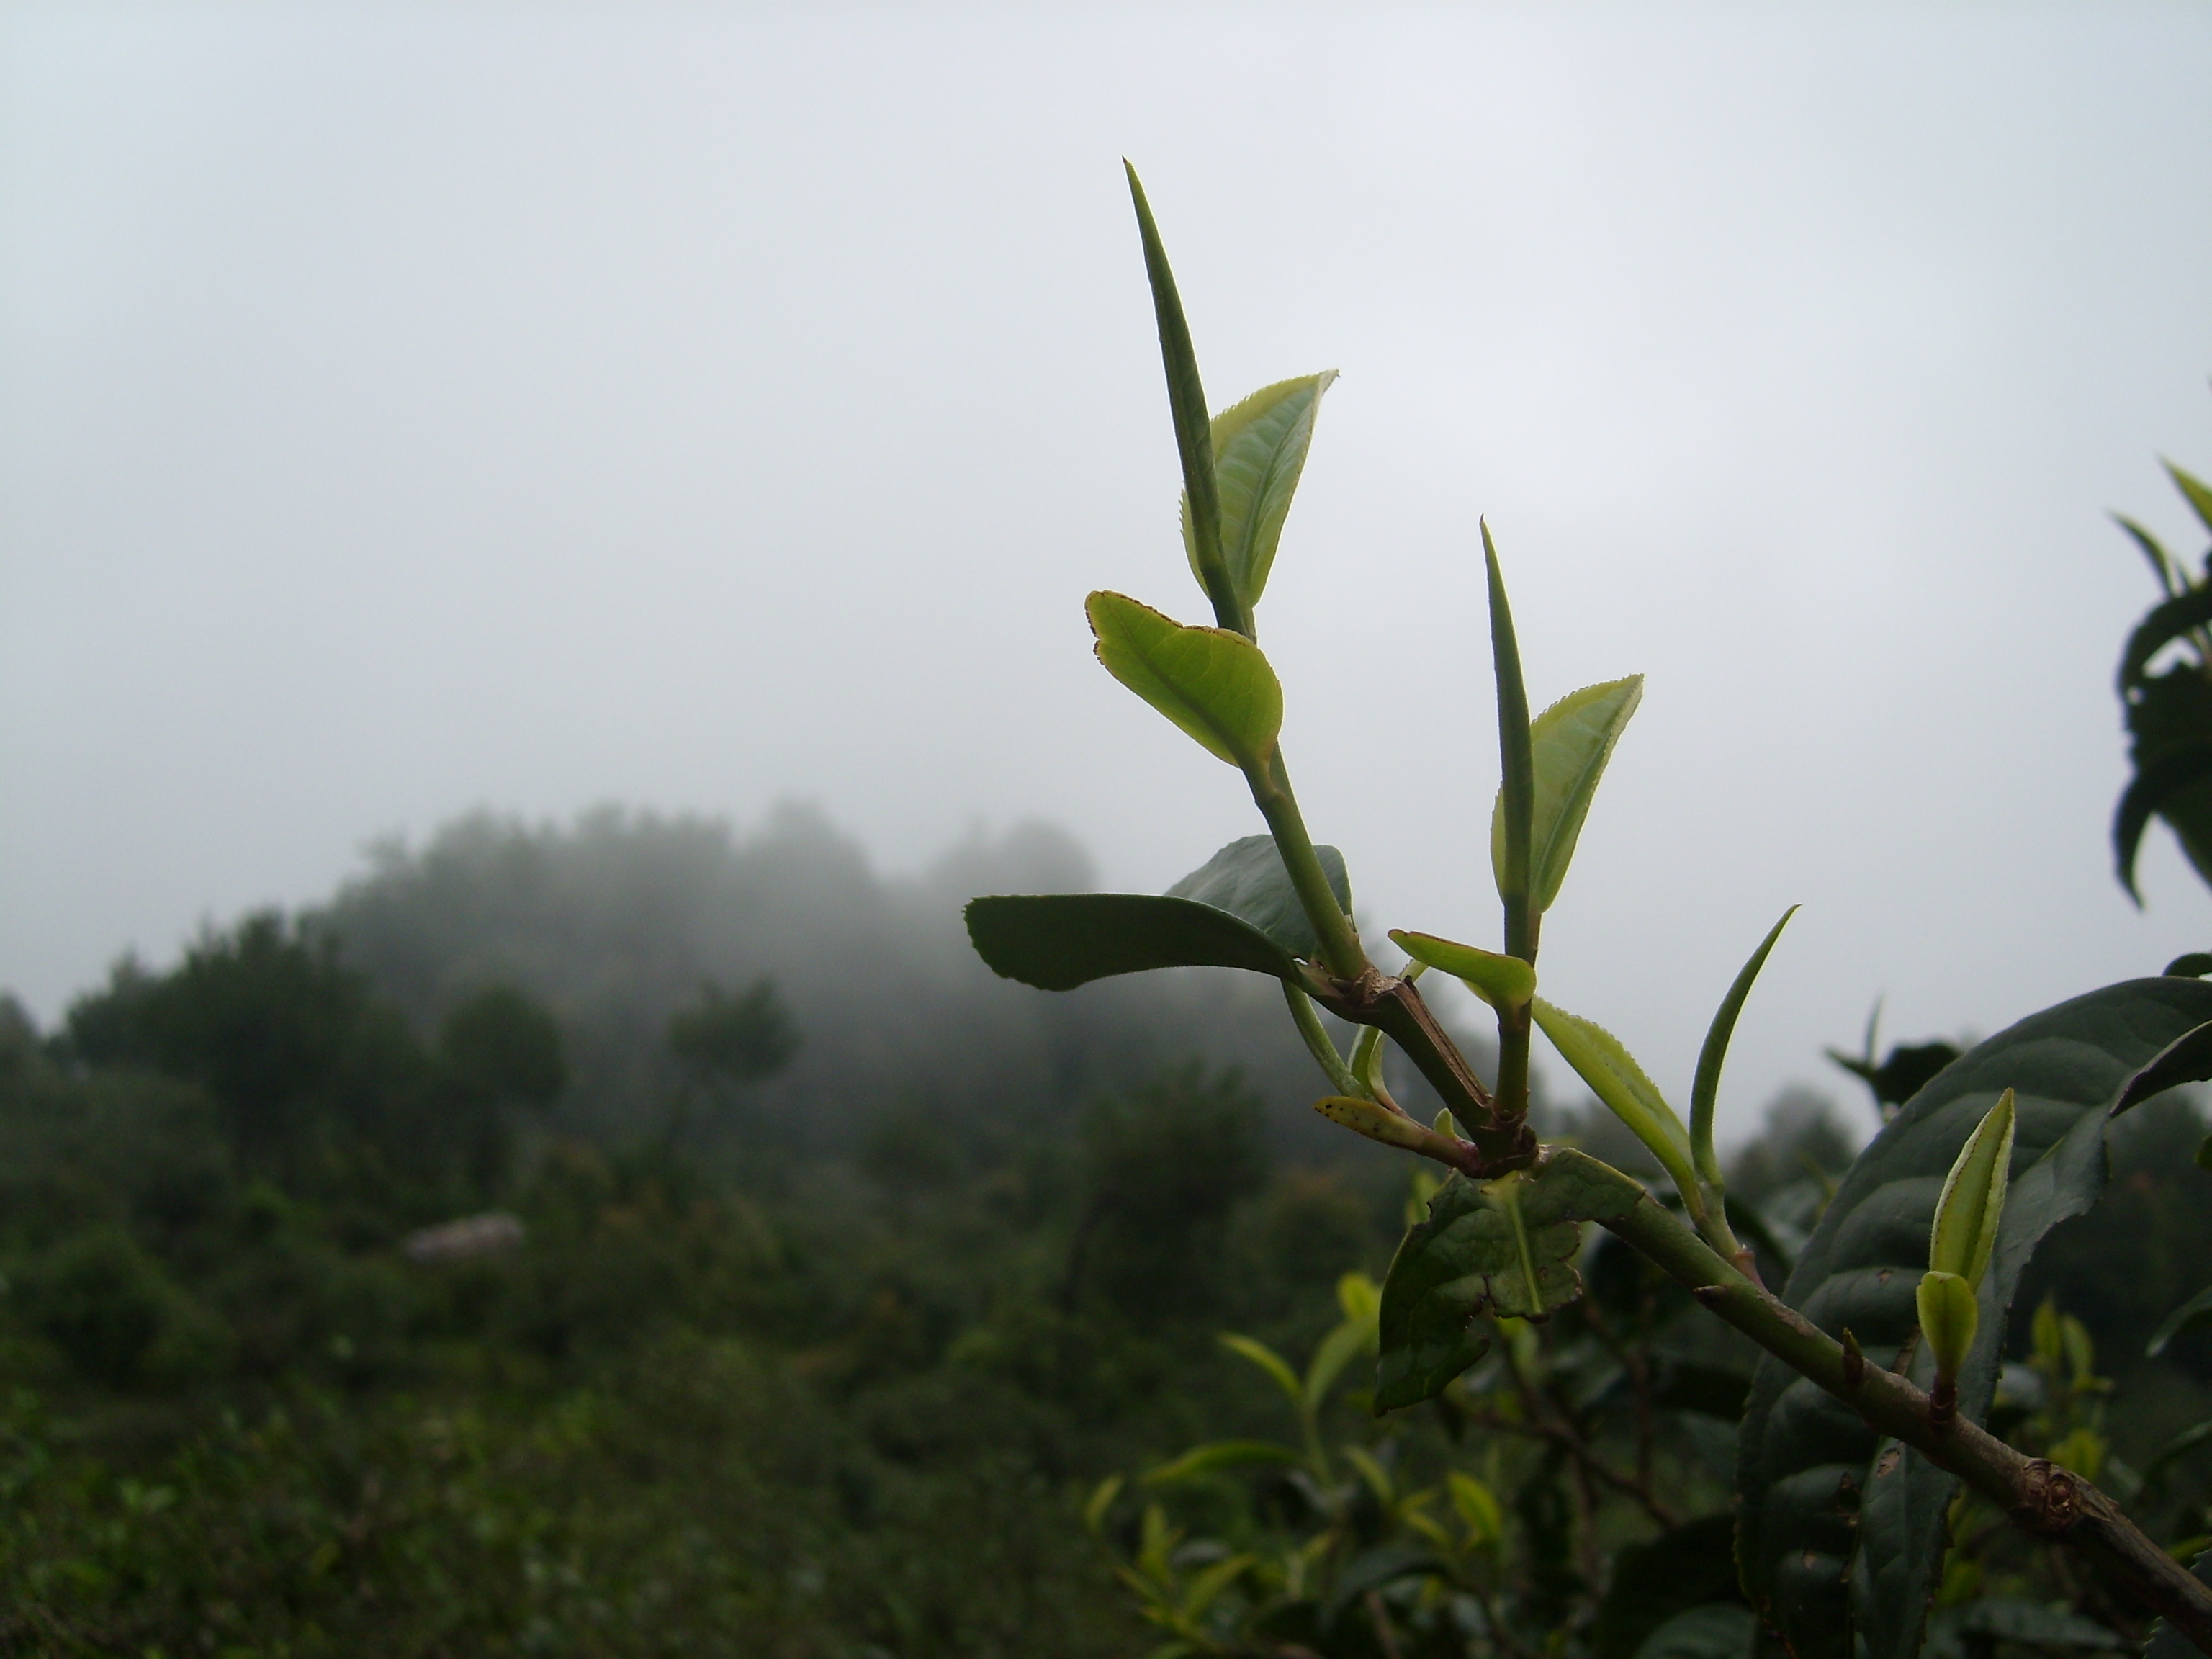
left=973, top=167, right=2212, bottom=1659
left=1086, top=1174, right=1761, bottom=1659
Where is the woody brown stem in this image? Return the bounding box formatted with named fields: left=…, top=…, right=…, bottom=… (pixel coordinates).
left=1607, top=1184, right=2212, bottom=1652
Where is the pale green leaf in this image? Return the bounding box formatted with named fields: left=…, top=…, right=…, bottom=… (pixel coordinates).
left=1178, top=1553, right=1256, bottom=1622
left=1087, top=590, right=1282, bottom=769
left=1142, top=1441, right=1300, bottom=1484
left=1181, top=373, right=1336, bottom=612
left=1448, top=1470, right=1503, bottom=1545
left=1916, top=1269, right=1979, bottom=1378
left=1491, top=677, right=1644, bottom=914
left=1531, top=999, right=1696, bottom=1201
left=1303, top=1317, right=1373, bottom=1415
left=1084, top=1474, right=1123, bottom=1533
left=1390, top=928, right=1536, bottom=1010
left=1336, top=1270, right=1380, bottom=1326
left=1928, top=1088, right=2015, bottom=1288
left=1219, top=1332, right=1303, bottom=1410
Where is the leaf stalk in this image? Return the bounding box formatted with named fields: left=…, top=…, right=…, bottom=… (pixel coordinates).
left=1248, top=751, right=1367, bottom=981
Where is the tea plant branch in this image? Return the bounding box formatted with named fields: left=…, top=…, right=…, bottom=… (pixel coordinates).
left=1247, top=749, right=1366, bottom=981
left=1303, top=965, right=1535, bottom=1171
left=979, top=168, right=2212, bottom=1655
left=1599, top=1170, right=2212, bottom=1650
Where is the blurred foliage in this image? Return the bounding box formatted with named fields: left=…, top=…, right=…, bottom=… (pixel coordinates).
left=2110, top=450, right=2212, bottom=899
left=0, top=812, right=2206, bottom=1653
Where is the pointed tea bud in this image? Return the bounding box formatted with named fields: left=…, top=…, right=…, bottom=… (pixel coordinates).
left=1918, top=1089, right=2016, bottom=1405
left=1928, top=1089, right=2015, bottom=1291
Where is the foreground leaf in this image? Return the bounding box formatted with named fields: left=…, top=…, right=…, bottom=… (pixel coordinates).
left=1532, top=999, right=1696, bottom=1202
left=1169, top=835, right=1351, bottom=962
left=1735, top=976, right=2212, bottom=1659
left=1087, top=591, right=1282, bottom=769
left=965, top=893, right=1300, bottom=991
left=1375, top=1148, right=1643, bottom=1410
left=1491, top=677, right=1643, bottom=915
left=1182, top=374, right=1336, bottom=614
left=1390, top=929, right=1537, bottom=1010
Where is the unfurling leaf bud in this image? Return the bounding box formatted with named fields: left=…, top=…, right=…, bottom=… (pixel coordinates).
left=1918, top=1089, right=2017, bottom=1409
left=1928, top=1089, right=2015, bottom=1290
left=1916, top=1269, right=1979, bottom=1408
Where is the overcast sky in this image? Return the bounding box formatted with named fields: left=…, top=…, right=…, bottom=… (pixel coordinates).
left=5, top=3, right=2212, bottom=1141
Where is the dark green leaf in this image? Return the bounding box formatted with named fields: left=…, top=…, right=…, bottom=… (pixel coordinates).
left=1375, top=1149, right=1643, bottom=1411
left=2120, top=584, right=2212, bottom=695
left=1735, top=978, right=2212, bottom=1659
left=2115, top=742, right=2212, bottom=903
left=1593, top=1516, right=1744, bottom=1659
left=1182, top=374, right=1336, bottom=613
left=965, top=893, right=1300, bottom=992
left=2164, top=953, right=2212, bottom=978
left=2119, top=665, right=2212, bottom=896
left=1632, top=1604, right=1755, bottom=1659
left=1125, top=162, right=1243, bottom=636
left=1168, top=835, right=1350, bottom=962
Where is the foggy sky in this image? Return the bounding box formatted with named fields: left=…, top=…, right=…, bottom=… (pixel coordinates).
left=5, top=3, right=2212, bottom=1142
